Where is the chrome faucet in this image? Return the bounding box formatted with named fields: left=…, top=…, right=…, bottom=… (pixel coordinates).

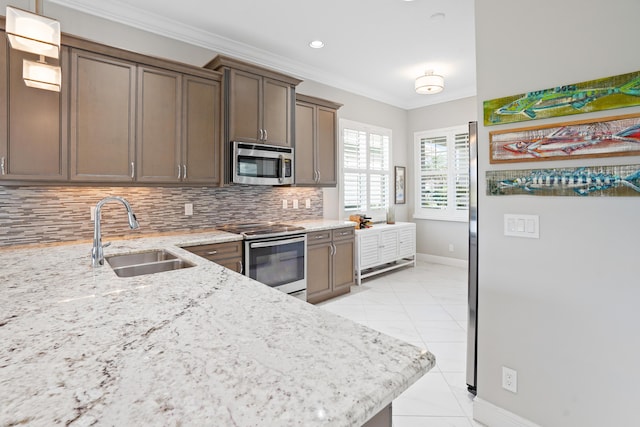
left=91, top=196, right=140, bottom=267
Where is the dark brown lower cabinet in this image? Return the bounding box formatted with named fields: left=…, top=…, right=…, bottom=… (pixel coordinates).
left=182, top=241, right=243, bottom=273
left=307, top=227, right=355, bottom=304
left=362, top=404, right=392, bottom=427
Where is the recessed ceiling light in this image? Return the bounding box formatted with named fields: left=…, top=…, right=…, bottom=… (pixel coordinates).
left=309, top=40, right=325, bottom=49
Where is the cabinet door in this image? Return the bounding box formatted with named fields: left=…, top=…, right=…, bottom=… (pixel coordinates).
left=262, top=77, right=292, bottom=146
left=316, top=106, right=337, bottom=186
left=216, top=257, right=243, bottom=274
left=0, top=43, right=68, bottom=181
left=136, top=66, right=181, bottom=183
left=294, top=101, right=316, bottom=184
left=228, top=69, right=261, bottom=143
left=333, top=238, right=355, bottom=294
left=380, top=230, right=399, bottom=263
left=398, top=226, right=416, bottom=259
left=70, top=50, right=136, bottom=182
left=183, top=75, right=221, bottom=184
left=307, top=242, right=333, bottom=304
left=359, top=233, right=381, bottom=269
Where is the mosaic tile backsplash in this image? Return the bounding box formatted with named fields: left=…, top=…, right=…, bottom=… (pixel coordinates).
left=0, top=185, right=323, bottom=247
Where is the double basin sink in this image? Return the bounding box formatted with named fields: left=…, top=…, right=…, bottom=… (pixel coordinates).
left=106, top=249, right=194, bottom=278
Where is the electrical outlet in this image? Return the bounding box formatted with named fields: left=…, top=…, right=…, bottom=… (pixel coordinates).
left=502, top=366, right=518, bottom=393
left=292, top=199, right=299, bottom=209
left=305, top=199, right=311, bottom=209
left=282, top=199, right=288, bottom=209
left=90, top=206, right=96, bottom=221
left=185, top=203, right=193, bottom=216
left=448, top=243, right=454, bottom=252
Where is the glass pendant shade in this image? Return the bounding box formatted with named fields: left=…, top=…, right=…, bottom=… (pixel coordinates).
left=23, top=59, right=61, bottom=92
left=6, top=6, right=61, bottom=59
left=415, top=71, right=444, bottom=94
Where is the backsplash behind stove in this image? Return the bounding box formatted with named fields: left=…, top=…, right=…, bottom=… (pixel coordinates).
left=0, top=185, right=323, bottom=247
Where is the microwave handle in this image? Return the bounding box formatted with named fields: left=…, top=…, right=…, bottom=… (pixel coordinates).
left=250, top=236, right=306, bottom=249
left=279, top=154, right=285, bottom=183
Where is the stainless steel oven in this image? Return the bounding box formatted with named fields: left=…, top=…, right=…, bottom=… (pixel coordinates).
left=245, top=234, right=307, bottom=299
left=232, top=141, right=294, bottom=185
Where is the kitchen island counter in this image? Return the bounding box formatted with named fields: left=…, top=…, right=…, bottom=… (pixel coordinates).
left=0, top=230, right=434, bottom=426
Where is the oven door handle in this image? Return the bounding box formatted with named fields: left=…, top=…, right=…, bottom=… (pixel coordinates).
left=249, top=236, right=306, bottom=249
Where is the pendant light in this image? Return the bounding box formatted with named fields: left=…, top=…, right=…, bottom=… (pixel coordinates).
left=415, top=70, right=444, bottom=94
left=6, top=1, right=62, bottom=92
left=22, top=58, right=61, bottom=91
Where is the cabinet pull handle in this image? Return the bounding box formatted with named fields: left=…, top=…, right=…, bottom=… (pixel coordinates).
left=206, top=250, right=218, bottom=255
left=259, top=129, right=264, bottom=141
left=317, top=170, right=321, bottom=182
left=330, top=243, right=336, bottom=256
left=238, top=261, right=243, bottom=274
left=315, top=235, right=324, bottom=239
left=177, top=164, right=182, bottom=179
left=183, top=164, right=187, bottom=180
left=263, top=129, right=268, bottom=141
left=1, top=157, right=5, bottom=175
left=130, top=162, right=135, bottom=179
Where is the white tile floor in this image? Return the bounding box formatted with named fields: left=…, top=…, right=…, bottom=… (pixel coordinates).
left=317, top=261, right=483, bottom=427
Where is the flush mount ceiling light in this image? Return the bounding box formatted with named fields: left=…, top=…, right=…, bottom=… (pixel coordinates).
left=415, top=70, right=444, bottom=94
left=309, top=40, right=325, bottom=49
left=23, top=59, right=61, bottom=92
left=6, top=6, right=60, bottom=58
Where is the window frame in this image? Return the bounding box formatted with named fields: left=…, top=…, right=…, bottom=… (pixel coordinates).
left=413, top=124, right=469, bottom=222
left=339, top=119, right=392, bottom=221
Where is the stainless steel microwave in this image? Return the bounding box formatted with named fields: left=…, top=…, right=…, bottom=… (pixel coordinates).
left=231, top=142, right=294, bottom=185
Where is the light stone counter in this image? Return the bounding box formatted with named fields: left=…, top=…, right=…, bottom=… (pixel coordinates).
left=0, top=229, right=434, bottom=426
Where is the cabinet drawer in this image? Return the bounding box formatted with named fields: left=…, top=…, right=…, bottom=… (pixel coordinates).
left=307, top=230, right=332, bottom=245
left=332, top=227, right=355, bottom=241
left=183, top=241, right=242, bottom=261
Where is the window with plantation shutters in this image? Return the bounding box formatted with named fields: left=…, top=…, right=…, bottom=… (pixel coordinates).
left=341, top=120, right=391, bottom=219
left=414, top=125, right=469, bottom=221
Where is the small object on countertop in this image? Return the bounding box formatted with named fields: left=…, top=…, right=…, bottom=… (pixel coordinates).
left=349, top=214, right=372, bottom=229
left=386, top=206, right=395, bottom=224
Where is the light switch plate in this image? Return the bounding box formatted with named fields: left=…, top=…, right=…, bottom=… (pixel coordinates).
left=185, top=203, right=193, bottom=216
left=282, top=200, right=288, bottom=209
left=305, top=199, right=311, bottom=209
left=292, top=199, right=299, bottom=209
left=504, top=214, right=539, bottom=238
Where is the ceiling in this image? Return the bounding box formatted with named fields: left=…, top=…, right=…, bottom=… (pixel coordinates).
left=50, top=0, right=476, bottom=110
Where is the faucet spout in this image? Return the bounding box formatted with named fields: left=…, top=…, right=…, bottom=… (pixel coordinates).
left=91, top=196, right=140, bottom=267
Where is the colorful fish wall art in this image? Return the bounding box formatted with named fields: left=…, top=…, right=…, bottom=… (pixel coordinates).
left=489, top=113, right=640, bottom=163
left=483, top=70, right=640, bottom=126
left=486, top=165, right=640, bottom=197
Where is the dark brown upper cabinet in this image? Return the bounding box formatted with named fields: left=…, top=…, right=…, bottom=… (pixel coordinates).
left=206, top=55, right=301, bottom=148
left=69, top=49, right=137, bottom=182
left=181, top=75, right=222, bottom=185
left=295, top=94, right=342, bottom=187
left=0, top=23, right=222, bottom=186
left=136, top=66, right=182, bottom=183
left=135, top=69, right=222, bottom=184
left=0, top=37, right=69, bottom=182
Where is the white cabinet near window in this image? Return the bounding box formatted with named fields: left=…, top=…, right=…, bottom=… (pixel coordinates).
left=355, top=222, right=416, bottom=285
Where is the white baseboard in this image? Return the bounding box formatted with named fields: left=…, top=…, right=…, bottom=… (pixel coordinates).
left=416, top=253, right=467, bottom=268
left=474, top=398, right=541, bottom=427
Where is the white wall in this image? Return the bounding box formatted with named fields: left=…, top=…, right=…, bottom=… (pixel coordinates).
left=475, top=0, right=640, bottom=426
left=407, top=96, right=477, bottom=259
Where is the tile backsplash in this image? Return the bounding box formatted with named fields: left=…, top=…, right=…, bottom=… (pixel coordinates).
left=0, top=185, right=323, bottom=247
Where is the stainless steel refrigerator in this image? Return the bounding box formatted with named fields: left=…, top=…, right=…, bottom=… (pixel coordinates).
left=466, top=121, right=479, bottom=395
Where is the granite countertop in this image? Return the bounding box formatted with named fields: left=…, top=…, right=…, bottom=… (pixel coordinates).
left=0, top=223, right=434, bottom=426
